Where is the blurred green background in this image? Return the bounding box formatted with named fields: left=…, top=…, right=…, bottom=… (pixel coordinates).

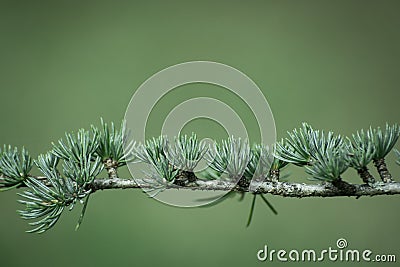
left=1, top=0, right=400, bottom=266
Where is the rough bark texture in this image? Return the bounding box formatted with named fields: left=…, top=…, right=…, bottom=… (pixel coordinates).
left=88, top=178, right=400, bottom=198
left=269, top=169, right=280, bottom=182
left=173, top=170, right=197, bottom=186
left=357, top=167, right=376, bottom=184
left=104, top=158, right=118, bottom=179
left=331, top=178, right=357, bottom=194
left=237, top=176, right=251, bottom=188
left=374, top=158, right=393, bottom=183
left=5, top=174, right=400, bottom=198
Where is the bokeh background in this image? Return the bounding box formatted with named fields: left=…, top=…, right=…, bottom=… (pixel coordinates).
left=1, top=1, right=400, bottom=266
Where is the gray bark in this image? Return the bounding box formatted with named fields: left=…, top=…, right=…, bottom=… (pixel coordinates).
left=89, top=178, right=400, bottom=198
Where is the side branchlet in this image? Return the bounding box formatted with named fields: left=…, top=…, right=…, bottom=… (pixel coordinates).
left=275, top=123, right=344, bottom=168
left=345, top=129, right=375, bottom=184
left=135, top=136, right=178, bottom=189
left=18, top=153, right=75, bottom=233
left=274, top=123, right=313, bottom=166
left=92, top=118, right=136, bottom=178
left=244, top=144, right=273, bottom=182
left=52, top=129, right=99, bottom=163
left=167, top=133, right=207, bottom=172
left=165, top=133, right=206, bottom=185
left=305, top=149, right=349, bottom=182
left=0, top=145, right=32, bottom=191
left=367, top=123, right=400, bottom=182
left=206, top=136, right=251, bottom=182
left=18, top=152, right=103, bottom=233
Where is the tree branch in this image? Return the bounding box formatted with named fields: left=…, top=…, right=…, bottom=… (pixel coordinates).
left=89, top=178, right=400, bottom=198
left=4, top=121, right=400, bottom=233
